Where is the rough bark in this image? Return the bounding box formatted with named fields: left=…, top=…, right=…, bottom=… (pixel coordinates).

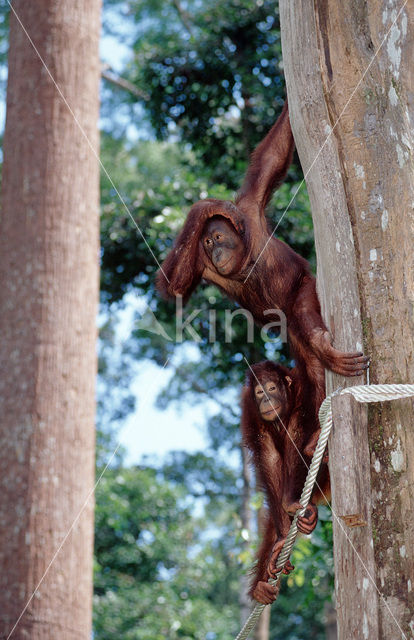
left=0, top=1, right=101, bottom=638
left=280, top=1, right=414, bottom=638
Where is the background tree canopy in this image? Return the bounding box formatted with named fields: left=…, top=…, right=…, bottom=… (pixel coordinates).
left=95, top=1, right=334, bottom=638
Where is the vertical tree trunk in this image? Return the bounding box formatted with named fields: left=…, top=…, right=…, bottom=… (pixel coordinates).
left=0, top=1, right=101, bottom=638
left=240, top=446, right=270, bottom=639
left=280, top=2, right=414, bottom=638
left=254, top=596, right=270, bottom=640
left=324, top=601, right=338, bottom=640
left=254, top=501, right=271, bottom=640
left=239, top=444, right=254, bottom=626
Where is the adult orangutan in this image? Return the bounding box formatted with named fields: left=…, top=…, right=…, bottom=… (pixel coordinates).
left=156, top=101, right=369, bottom=411
left=240, top=360, right=330, bottom=604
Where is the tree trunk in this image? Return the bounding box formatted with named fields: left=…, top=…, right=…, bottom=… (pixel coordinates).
left=254, top=600, right=270, bottom=640
left=280, top=2, right=414, bottom=638
left=253, top=502, right=270, bottom=640
left=239, top=447, right=270, bottom=639
left=325, top=601, right=338, bottom=640
left=0, top=1, right=101, bottom=638
left=240, top=444, right=254, bottom=625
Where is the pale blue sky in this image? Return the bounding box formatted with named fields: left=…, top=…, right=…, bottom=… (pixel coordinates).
left=119, top=361, right=212, bottom=464
left=0, top=15, right=213, bottom=467
left=99, top=293, right=217, bottom=465
left=98, top=30, right=216, bottom=465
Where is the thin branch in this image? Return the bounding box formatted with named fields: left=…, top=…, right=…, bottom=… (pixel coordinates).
left=187, top=379, right=238, bottom=416
left=172, top=0, right=194, bottom=37
left=101, top=63, right=149, bottom=101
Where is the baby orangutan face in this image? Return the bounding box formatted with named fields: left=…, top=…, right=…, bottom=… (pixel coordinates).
left=254, top=376, right=291, bottom=422
left=202, top=216, right=245, bottom=276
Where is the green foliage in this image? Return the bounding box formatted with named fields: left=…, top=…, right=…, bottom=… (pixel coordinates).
left=96, top=313, right=136, bottom=465
left=96, top=1, right=334, bottom=637
left=0, top=0, right=334, bottom=636
left=94, top=465, right=241, bottom=639
left=105, top=0, right=288, bottom=188
left=95, top=467, right=192, bottom=586
left=272, top=510, right=334, bottom=638
left=0, top=1, right=9, bottom=69
left=100, top=133, right=209, bottom=303
left=98, top=0, right=318, bottom=440
left=94, top=464, right=334, bottom=639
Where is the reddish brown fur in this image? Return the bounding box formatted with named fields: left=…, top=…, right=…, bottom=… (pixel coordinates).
left=241, top=361, right=330, bottom=599
left=241, top=363, right=292, bottom=535
left=156, top=102, right=295, bottom=298
left=156, top=101, right=368, bottom=423
left=248, top=513, right=282, bottom=599
left=155, top=103, right=349, bottom=604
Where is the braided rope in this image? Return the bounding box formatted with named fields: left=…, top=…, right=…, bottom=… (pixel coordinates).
left=341, top=383, right=414, bottom=403
left=234, top=384, right=414, bottom=640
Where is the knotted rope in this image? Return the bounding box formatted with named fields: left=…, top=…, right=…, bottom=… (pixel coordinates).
left=235, top=383, right=414, bottom=640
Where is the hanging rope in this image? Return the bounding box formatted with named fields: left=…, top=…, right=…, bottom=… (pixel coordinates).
left=235, top=383, right=414, bottom=640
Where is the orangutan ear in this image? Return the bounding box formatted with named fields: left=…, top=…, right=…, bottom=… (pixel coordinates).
left=285, top=376, right=292, bottom=387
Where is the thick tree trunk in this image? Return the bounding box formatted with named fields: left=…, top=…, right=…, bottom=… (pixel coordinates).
left=0, top=2, right=101, bottom=638
left=280, top=2, right=414, bottom=638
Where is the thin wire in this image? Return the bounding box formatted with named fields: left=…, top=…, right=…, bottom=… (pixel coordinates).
left=6, top=442, right=121, bottom=640
left=244, top=0, right=409, bottom=283
left=6, top=0, right=169, bottom=282
left=236, top=395, right=334, bottom=640
left=6, top=359, right=170, bottom=639
left=236, top=384, right=414, bottom=640
left=243, top=359, right=410, bottom=638
left=243, top=359, right=384, bottom=605
left=2, top=5, right=170, bottom=636
left=243, top=357, right=331, bottom=506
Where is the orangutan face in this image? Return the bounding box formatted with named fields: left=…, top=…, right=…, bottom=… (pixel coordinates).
left=202, top=217, right=245, bottom=276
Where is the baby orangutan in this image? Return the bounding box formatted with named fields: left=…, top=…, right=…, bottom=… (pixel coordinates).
left=240, top=361, right=330, bottom=604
